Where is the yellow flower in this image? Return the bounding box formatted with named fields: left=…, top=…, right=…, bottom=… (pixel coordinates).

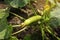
left=44, top=4, right=50, bottom=11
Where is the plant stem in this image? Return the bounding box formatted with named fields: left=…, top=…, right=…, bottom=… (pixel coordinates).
left=10, top=12, right=25, bottom=20
left=29, top=2, right=37, bottom=15
left=12, top=24, right=22, bottom=27
left=12, top=27, right=27, bottom=35
left=46, top=26, right=60, bottom=40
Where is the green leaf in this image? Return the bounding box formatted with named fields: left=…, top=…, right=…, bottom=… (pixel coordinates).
left=9, top=36, right=18, bottom=40
left=4, top=0, right=30, bottom=8
left=4, top=25, right=13, bottom=39
left=49, top=7, right=60, bottom=27
left=0, top=8, right=9, bottom=19
left=50, top=7, right=60, bottom=17
left=0, top=20, right=12, bottom=39
left=49, top=18, right=59, bottom=27
left=57, top=2, right=60, bottom=7
left=0, top=8, right=12, bottom=39
left=49, top=0, right=55, bottom=4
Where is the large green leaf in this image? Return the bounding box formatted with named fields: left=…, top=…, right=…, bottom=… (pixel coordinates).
left=4, top=0, right=30, bottom=8
left=49, top=7, right=60, bottom=27
left=0, top=8, right=12, bottom=39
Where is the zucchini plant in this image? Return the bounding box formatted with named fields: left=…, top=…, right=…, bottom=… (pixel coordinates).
left=12, top=0, right=60, bottom=40
left=0, top=0, right=60, bottom=40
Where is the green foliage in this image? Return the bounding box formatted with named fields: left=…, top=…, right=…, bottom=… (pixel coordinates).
left=4, top=0, right=30, bottom=8
left=50, top=6, right=60, bottom=27
left=9, top=36, right=18, bottom=40
left=0, top=8, right=9, bottom=19
left=0, top=8, right=12, bottom=39
left=0, top=0, right=60, bottom=40
left=48, top=0, right=56, bottom=4
left=23, top=34, right=31, bottom=40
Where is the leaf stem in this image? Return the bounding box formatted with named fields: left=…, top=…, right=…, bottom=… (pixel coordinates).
left=10, top=12, right=25, bottom=20
left=12, top=27, right=27, bottom=35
